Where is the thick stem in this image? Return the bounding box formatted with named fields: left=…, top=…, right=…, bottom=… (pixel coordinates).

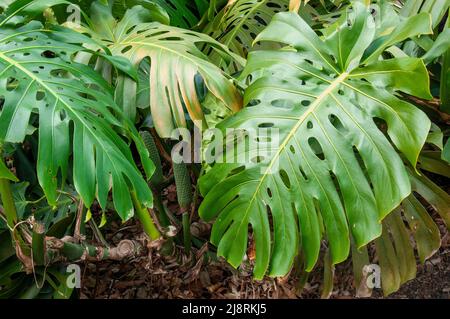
left=0, top=160, right=17, bottom=228
left=50, top=239, right=142, bottom=262
left=62, top=241, right=97, bottom=260
left=190, top=167, right=204, bottom=220
left=152, top=191, right=173, bottom=227
left=131, top=191, right=161, bottom=240
left=32, top=221, right=46, bottom=266
left=74, top=199, right=85, bottom=242
left=182, top=212, right=191, bottom=255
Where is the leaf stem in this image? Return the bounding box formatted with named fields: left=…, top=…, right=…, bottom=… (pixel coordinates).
left=182, top=212, right=191, bottom=255
left=131, top=191, right=161, bottom=240
left=152, top=191, right=171, bottom=227
left=31, top=221, right=46, bottom=266
left=0, top=178, right=16, bottom=227
left=0, top=151, right=17, bottom=227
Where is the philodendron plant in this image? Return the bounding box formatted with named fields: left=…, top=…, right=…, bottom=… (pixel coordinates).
left=0, top=0, right=449, bottom=298
left=199, top=0, right=450, bottom=296
left=0, top=0, right=160, bottom=297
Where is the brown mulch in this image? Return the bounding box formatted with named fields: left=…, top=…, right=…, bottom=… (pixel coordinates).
left=78, top=219, right=450, bottom=299
left=79, top=171, right=450, bottom=299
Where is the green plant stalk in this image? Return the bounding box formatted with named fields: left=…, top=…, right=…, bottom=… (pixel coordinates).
left=441, top=11, right=450, bottom=113
left=159, top=194, right=180, bottom=227
left=88, top=219, right=109, bottom=247
left=152, top=192, right=171, bottom=227
left=294, top=252, right=310, bottom=293
left=0, top=146, right=17, bottom=228
left=182, top=212, right=191, bottom=255
left=441, top=48, right=449, bottom=113
left=0, top=176, right=17, bottom=228
left=321, top=248, right=334, bottom=299
left=131, top=191, right=161, bottom=240
left=62, top=242, right=98, bottom=260
left=32, top=222, right=46, bottom=266
left=53, top=239, right=143, bottom=262
left=151, top=193, right=176, bottom=257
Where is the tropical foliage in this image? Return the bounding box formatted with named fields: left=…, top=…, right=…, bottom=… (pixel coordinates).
left=0, top=0, right=449, bottom=298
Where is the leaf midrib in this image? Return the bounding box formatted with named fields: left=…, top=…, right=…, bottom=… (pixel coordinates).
left=111, top=39, right=236, bottom=109
left=234, top=71, right=349, bottom=239
left=0, top=51, right=124, bottom=182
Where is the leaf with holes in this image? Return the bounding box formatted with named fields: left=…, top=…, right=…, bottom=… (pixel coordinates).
left=201, top=0, right=318, bottom=72
left=199, top=3, right=433, bottom=279
left=0, top=22, right=154, bottom=220
left=71, top=3, right=244, bottom=137
left=202, top=0, right=290, bottom=60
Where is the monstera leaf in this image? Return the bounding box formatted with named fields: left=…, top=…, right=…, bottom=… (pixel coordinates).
left=351, top=163, right=449, bottom=297
left=112, top=22, right=243, bottom=137
left=201, top=0, right=320, bottom=72
left=199, top=3, right=433, bottom=279
left=202, top=0, right=290, bottom=58
left=0, top=22, right=154, bottom=220
left=70, top=3, right=243, bottom=137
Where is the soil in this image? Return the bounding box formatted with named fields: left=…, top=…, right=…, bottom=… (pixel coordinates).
left=78, top=218, right=450, bottom=299
left=79, top=172, right=450, bottom=299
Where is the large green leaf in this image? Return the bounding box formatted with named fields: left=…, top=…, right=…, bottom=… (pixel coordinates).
left=75, top=4, right=243, bottom=137
left=0, top=22, right=154, bottom=220
left=199, top=4, right=433, bottom=279
left=202, top=0, right=290, bottom=59
left=114, top=22, right=243, bottom=137
left=201, top=0, right=321, bottom=72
